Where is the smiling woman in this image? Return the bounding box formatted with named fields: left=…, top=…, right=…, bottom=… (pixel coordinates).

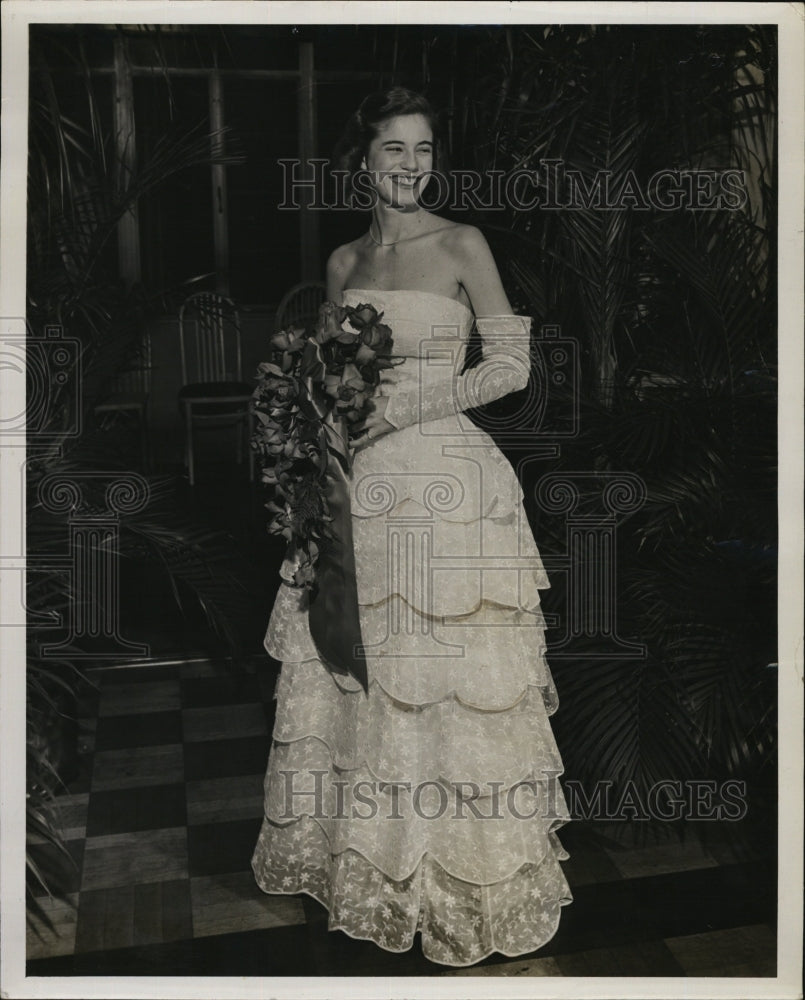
left=360, top=114, right=435, bottom=220
left=251, top=86, right=573, bottom=967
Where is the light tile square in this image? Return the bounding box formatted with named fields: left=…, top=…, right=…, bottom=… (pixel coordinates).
left=81, top=827, right=188, bottom=890
left=52, top=792, right=90, bottom=840
left=26, top=893, right=79, bottom=960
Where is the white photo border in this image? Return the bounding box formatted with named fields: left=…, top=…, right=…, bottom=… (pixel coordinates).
left=1, top=2, right=802, bottom=998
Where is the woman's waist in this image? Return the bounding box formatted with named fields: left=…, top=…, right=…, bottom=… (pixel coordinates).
left=349, top=433, right=523, bottom=519
left=378, top=355, right=467, bottom=393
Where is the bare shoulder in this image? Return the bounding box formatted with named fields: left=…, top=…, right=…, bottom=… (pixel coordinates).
left=327, top=239, right=360, bottom=276
left=431, top=222, right=497, bottom=279
left=438, top=222, right=493, bottom=259
left=435, top=222, right=510, bottom=314
left=325, top=239, right=361, bottom=297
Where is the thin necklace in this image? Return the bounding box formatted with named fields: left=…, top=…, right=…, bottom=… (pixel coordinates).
left=368, top=222, right=453, bottom=247
left=369, top=222, right=406, bottom=247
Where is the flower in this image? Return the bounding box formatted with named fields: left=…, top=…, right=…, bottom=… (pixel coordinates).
left=355, top=343, right=377, bottom=365
left=253, top=413, right=288, bottom=456
left=270, top=326, right=307, bottom=372
left=348, top=303, right=382, bottom=330
left=313, top=301, right=348, bottom=345
left=288, top=473, right=331, bottom=535
left=360, top=321, right=392, bottom=349
left=339, top=362, right=366, bottom=393
left=325, top=363, right=369, bottom=419
left=253, top=367, right=299, bottom=406
left=279, top=540, right=319, bottom=589
left=265, top=499, right=292, bottom=540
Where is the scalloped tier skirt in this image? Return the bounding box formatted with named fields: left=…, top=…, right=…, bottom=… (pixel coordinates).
left=252, top=429, right=573, bottom=966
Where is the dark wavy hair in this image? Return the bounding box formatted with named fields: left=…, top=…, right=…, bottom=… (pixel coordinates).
left=332, top=87, right=447, bottom=187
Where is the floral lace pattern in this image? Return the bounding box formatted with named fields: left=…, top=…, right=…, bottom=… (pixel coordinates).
left=381, top=313, right=532, bottom=430
left=252, top=815, right=572, bottom=967
left=253, top=290, right=572, bottom=966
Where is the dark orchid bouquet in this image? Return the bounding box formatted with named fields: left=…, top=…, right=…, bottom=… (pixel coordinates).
left=251, top=301, right=399, bottom=592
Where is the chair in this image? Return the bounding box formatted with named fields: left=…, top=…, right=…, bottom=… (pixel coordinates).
left=94, top=332, right=153, bottom=471
left=178, top=292, right=254, bottom=487
left=274, top=280, right=326, bottom=333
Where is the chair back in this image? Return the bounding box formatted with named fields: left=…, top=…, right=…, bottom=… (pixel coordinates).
left=274, top=281, right=326, bottom=334
left=112, top=332, right=153, bottom=394
left=179, top=292, right=242, bottom=385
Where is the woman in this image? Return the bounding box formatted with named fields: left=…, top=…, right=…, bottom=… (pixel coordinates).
left=252, top=87, right=573, bottom=967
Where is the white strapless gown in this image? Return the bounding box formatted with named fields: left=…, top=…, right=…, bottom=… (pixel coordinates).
left=251, top=289, right=573, bottom=967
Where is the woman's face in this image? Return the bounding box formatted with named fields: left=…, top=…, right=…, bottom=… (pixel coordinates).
left=361, top=113, right=434, bottom=210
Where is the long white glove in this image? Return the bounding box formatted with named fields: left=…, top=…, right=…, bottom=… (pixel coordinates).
left=382, top=315, right=532, bottom=430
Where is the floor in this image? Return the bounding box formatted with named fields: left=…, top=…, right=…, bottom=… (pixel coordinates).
left=26, top=659, right=777, bottom=979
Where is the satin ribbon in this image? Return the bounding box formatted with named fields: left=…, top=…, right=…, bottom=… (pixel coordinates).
left=306, top=410, right=369, bottom=693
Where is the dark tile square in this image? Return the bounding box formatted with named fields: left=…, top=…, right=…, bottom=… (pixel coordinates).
left=95, top=710, right=183, bottom=751
left=554, top=939, right=686, bottom=976
left=180, top=673, right=262, bottom=709
left=537, top=878, right=647, bottom=954
left=71, top=938, right=196, bottom=976
left=189, top=923, right=314, bottom=975
left=76, top=682, right=101, bottom=720
left=637, top=863, right=775, bottom=939
left=47, top=923, right=312, bottom=976
left=98, top=680, right=181, bottom=717
left=160, top=878, right=194, bottom=943
left=187, top=817, right=263, bottom=877
left=63, top=746, right=95, bottom=795
left=86, top=783, right=187, bottom=836
left=92, top=744, right=183, bottom=791
left=184, top=735, right=270, bottom=781
left=75, top=879, right=192, bottom=955
left=182, top=703, right=268, bottom=743
left=75, top=883, right=135, bottom=953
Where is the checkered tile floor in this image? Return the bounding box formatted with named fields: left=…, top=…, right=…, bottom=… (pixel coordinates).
left=27, top=661, right=777, bottom=977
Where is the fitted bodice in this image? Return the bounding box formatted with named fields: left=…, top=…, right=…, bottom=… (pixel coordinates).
left=342, top=287, right=474, bottom=364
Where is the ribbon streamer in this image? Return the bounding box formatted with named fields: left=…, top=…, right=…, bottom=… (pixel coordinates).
left=307, top=414, right=368, bottom=693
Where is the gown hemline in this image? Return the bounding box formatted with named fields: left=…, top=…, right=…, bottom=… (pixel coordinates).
left=252, top=881, right=573, bottom=969
left=251, top=836, right=574, bottom=968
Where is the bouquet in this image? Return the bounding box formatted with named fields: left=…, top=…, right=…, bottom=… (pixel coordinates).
left=251, top=301, right=400, bottom=691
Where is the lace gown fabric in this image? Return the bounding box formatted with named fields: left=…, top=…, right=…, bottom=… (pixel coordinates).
left=252, top=289, right=573, bottom=966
